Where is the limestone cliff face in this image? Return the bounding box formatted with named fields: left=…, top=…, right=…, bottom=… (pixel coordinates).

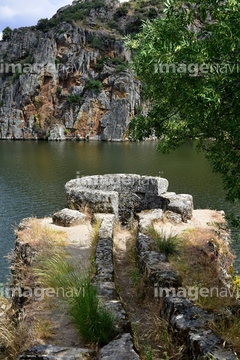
left=0, top=0, right=146, bottom=140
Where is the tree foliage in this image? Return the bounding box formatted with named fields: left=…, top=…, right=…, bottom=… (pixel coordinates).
left=125, top=0, right=240, bottom=202
left=2, top=26, right=12, bottom=41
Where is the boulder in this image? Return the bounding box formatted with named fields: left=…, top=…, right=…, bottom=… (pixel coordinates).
left=52, top=208, right=86, bottom=226
left=98, top=333, right=140, bottom=360
left=160, top=192, right=193, bottom=222
left=137, top=209, right=163, bottom=231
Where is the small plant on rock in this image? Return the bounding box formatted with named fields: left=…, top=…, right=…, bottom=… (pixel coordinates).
left=85, top=79, right=103, bottom=94
left=144, top=226, right=179, bottom=256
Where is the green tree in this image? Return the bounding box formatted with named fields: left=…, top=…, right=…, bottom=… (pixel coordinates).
left=126, top=0, right=240, bottom=203
left=36, top=18, right=50, bottom=32
left=2, top=26, right=12, bottom=41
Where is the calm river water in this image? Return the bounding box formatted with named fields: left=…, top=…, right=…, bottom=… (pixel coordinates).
left=0, top=140, right=239, bottom=283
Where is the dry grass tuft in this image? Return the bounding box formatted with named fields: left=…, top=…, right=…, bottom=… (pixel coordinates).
left=34, top=318, right=56, bottom=341
left=1, top=218, right=70, bottom=359
left=210, top=314, right=240, bottom=353
left=15, top=218, right=67, bottom=249
left=0, top=305, right=34, bottom=360
left=170, top=227, right=236, bottom=310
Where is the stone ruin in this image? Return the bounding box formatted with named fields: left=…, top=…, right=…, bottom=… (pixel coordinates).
left=65, top=173, right=194, bottom=224
left=17, top=174, right=237, bottom=359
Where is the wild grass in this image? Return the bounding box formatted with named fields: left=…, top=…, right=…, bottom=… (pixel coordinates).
left=15, top=218, right=67, bottom=250
left=210, top=314, right=240, bottom=353
left=1, top=219, right=69, bottom=358
left=169, top=228, right=236, bottom=309
left=0, top=310, right=33, bottom=360
left=34, top=241, right=115, bottom=346
left=0, top=316, right=15, bottom=358
left=4, top=216, right=114, bottom=355
left=90, top=218, right=102, bottom=249
left=34, top=318, right=56, bottom=340
left=144, top=226, right=180, bottom=256
left=69, top=277, right=115, bottom=345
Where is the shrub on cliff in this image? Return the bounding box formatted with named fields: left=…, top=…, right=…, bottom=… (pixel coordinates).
left=2, top=27, right=12, bottom=41
left=85, top=79, right=103, bottom=94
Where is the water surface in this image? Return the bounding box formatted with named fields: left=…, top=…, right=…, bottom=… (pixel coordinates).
left=0, top=140, right=239, bottom=282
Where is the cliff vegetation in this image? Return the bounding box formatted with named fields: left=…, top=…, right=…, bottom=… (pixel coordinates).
left=0, top=0, right=162, bottom=141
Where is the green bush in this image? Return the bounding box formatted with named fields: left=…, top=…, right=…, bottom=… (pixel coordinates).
left=114, top=7, right=128, bottom=20
left=116, top=64, right=128, bottom=73
left=93, top=56, right=110, bottom=70
left=66, top=94, right=83, bottom=105
left=125, top=16, right=143, bottom=34
left=90, top=36, right=102, bottom=49
left=111, top=57, right=126, bottom=65
left=57, top=87, right=62, bottom=96
left=2, top=27, right=12, bottom=41
left=85, top=79, right=103, bottom=94
left=148, top=7, right=158, bottom=19
left=36, top=18, right=50, bottom=32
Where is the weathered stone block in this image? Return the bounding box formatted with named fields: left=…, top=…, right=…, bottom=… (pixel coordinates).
left=98, top=333, right=140, bottom=360
left=161, top=296, right=237, bottom=359
left=136, top=233, right=157, bottom=253
left=98, top=217, right=115, bottom=240
left=65, top=174, right=171, bottom=223
left=52, top=208, right=86, bottom=226
left=17, top=345, right=94, bottom=359
left=136, top=233, right=181, bottom=288
left=95, top=238, right=114, bottom=282
left=165, top=210, right=182, bottom=224
left=137, top=209, right=163, bottom=231
left=66, top=187, right=119, bottom=217
left=160, top=192, right=193, bottom=222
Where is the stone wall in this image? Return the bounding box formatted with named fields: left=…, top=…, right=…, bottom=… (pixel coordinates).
left=93, top=213, right=140, bottom=359
left=135, top=231, right=237, bottom=359
left=65, top=174, right=193, bottom=224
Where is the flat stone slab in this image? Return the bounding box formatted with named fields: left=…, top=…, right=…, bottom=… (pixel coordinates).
left=98, top=333, right=140, bottom=360
left=17, top=345, right=94, bottom=359
left=137, top=209, right=163, bottom=231
left=98, top=216, right=115, bottom=240
left=52, top=208, right=86, bottom=226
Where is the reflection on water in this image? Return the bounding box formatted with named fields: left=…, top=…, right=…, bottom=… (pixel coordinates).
left=0, top=140, right=239, bottom=282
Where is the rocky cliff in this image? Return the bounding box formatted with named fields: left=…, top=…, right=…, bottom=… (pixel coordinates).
left=0, top=0, right=160, bottom=141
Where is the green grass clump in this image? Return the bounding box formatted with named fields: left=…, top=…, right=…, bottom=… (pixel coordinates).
left=70, top=278, right=115, bottom=345
left=85, top=79, right=103, bottom=94
left=144, top=226, right=179, bottom=256
left=34, top=252, right=115, bottom=345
